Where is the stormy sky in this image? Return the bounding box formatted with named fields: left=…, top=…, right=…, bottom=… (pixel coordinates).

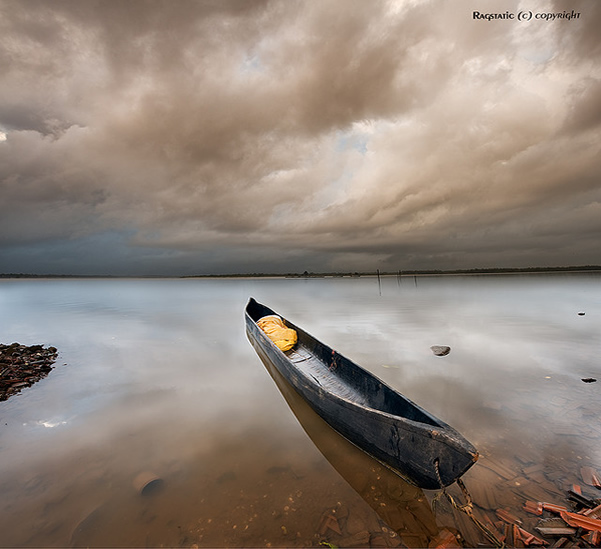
left=1, top=0, right=600, bottom=275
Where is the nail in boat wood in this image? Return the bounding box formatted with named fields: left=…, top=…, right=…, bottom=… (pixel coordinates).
left=245, top=298, right=478, bottom=489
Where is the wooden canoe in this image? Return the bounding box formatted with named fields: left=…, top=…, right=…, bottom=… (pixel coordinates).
left=245, top=298, right=478, bottom=489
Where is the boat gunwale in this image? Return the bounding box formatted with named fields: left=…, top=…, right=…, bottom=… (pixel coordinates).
left=245, top=299, right=457, bottom=436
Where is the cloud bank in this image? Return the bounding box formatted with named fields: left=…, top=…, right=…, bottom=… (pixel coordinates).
left=1, top=0, right=600, bottom=274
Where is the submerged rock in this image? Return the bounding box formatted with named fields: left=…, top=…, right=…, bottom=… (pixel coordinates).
left=133, top=471, right=164, bottom=496
left=430, top=346, right=451, bottom=357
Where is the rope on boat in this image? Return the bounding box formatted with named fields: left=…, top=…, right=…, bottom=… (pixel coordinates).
left=433, top=459, right=505, bottom=548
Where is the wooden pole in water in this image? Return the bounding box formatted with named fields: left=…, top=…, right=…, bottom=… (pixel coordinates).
left=377, top=269, right=382, bottom=295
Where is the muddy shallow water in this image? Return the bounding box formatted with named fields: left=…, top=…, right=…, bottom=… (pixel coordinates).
left=0, top=274, right=599, bottom=547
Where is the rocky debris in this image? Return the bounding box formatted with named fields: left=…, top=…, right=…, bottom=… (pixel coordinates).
left=534, top=517, right=577, bottom=536
left=316, top=502, right=404, bottom=548
left=580, top=466, right=601, bottom=489
left=473, top=470, right=601, bottom=547
left=522, top=496, right=601, bottom=545
left=0, top=343, right=58, bottom=401
left=427, top=528, right=462, bottom=548
left=431, top=346, right=451, bottom=357
left=434, top=450, right=601, bottom=547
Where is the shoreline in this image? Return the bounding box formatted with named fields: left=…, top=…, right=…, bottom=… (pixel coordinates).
left=2, top=266, right=601, bottom=280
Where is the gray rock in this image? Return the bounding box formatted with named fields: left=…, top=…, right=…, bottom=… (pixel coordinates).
left=430, top=345, right=451, bottom=357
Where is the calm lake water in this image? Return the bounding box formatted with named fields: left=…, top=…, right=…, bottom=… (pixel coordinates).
left=0, top=274, right=600, bottom=547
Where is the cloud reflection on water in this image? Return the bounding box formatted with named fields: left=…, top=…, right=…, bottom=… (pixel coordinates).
left=0, top=275, right=600, bottom=546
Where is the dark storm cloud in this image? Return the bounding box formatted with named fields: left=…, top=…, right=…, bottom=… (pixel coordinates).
left=0, top=0, right=600, bottom=274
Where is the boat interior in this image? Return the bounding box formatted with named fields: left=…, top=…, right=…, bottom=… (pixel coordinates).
left=247, top=299, right=440, bottom=427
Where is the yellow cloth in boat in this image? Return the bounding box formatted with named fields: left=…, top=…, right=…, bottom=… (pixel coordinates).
left=257, top=315, right=297, bottom=352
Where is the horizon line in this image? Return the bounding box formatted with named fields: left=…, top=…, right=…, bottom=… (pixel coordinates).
left=2, top=265, right=601, bottom=279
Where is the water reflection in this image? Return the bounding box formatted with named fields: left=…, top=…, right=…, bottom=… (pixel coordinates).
left=257, top=346, right=441, bottom=548
left=1, top=275, right=600, bottom=547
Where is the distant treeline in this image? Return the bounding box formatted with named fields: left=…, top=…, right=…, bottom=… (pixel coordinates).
left=185, top=265, right=601, bottom=278
left=2, top=265, right=601, bottom=278
left=381, top=265, right=601, bottom=276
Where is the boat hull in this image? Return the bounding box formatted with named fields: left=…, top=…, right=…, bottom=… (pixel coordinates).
left=245, top=298, right=477, bottom=489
